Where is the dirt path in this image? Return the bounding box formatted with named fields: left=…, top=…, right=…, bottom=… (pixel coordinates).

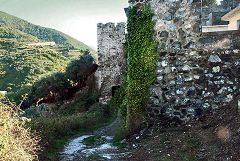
left=59, top=118, right=130, bottom=161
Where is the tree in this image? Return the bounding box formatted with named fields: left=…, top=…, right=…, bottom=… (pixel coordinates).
left=65, top=51, right=95, bottom=83
left=30, top=72, right=70, bottom=103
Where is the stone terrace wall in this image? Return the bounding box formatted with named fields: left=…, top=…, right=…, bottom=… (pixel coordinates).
left=96, top=23, right=126, bottom=104
left=200, top=31, right=240, bottom=50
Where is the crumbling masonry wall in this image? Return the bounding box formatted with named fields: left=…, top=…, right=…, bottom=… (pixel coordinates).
left=148, top=47, right=240, bottom=123
left=146, top=0, right=240, bottom=122
left=128, top=0, right=240, bottom=122
left=96, top=0, right=240, bottom=123
left=96, top=23, right=126, bottom=104
left=149, top=0, right=201, bottom=51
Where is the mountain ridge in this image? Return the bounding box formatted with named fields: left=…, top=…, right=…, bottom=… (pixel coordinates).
left=0, top=11, right=96, bottom=103
left=0, top=11, right=95, bottom=52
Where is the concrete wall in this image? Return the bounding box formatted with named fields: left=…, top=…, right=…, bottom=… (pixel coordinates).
left=202, top=25, right=229, bottom=32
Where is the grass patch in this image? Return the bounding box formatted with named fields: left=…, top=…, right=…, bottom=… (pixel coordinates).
left=83, top=136, right=107, bottom=146
left=178, top=152, right=197, bottom=161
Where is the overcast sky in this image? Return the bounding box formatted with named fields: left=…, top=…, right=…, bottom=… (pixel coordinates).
left=0, top=0, right=128, bottom=49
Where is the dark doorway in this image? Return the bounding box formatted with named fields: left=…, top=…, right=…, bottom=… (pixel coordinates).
left=112, top=86, right=120, bottom=96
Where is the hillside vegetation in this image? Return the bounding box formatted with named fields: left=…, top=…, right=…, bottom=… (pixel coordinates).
left=0, top=11, right=96, bottom=103
left=0, top=48, right=68, bottom=102
left=0, top=11, right=94, bottom=51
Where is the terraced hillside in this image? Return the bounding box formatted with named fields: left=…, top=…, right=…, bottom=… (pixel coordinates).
left=0, top=11, right=95, bottom=52
left=0, top=11, right=96, bottom=103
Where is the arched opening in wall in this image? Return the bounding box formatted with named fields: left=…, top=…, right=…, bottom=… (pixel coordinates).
left=112, top=86, right=120, bottom=97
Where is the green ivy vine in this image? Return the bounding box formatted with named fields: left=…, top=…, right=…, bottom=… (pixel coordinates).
left=112, top=5, right=158, bottom=137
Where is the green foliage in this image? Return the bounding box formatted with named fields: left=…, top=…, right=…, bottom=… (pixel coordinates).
left=0, top=48, right=68, bottom=103
left=30, top=72, right=70, bottom=102
left=59, top=89, right=99, bottom=115
left=113, top=5, right=158, bottom=135
left=83, top=136, right=106, bottom=146
left=65, top=51, right=95, bottom=82
left=26, top=53, right=96, bottom=106
left=0, top=11, right=97, bottom=104
left=23, top=107, right=41, bottom=118
left=0, top=26, right=38, bottom=42
left=0, top=39, right=17, bottom=50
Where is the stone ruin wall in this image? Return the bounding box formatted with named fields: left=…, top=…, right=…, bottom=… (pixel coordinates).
left=149, top=0, right=201, bottom=51
left=96, top=0, right=240, bottom=123
left=145, top=0, right=240, bottom=123
left=128, top=0, right=240, bottom=123
left=148, top=44, right=240, bottom=123
left=96, top=23, right=126, bottom=104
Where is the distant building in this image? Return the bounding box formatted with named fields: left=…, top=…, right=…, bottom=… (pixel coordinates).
left=201, top=0, right=239, bottom=26
left=0, top=91, right=7, bottom=95
left=222, top=5, right=240, bottom=30
left=27, top=42, right=56, bottom=47
left=202, top=4, right=240, bottom=32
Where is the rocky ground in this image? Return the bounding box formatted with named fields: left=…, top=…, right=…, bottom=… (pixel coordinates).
left=126, top=97, right=240, bottom=161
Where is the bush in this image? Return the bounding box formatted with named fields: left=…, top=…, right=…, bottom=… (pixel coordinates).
left=65, top=51, right=95, bottom=82
left=59, top=89, right=99, bottom=115
left=30, top=72, right=70, bottom=103
left=0, top=102, right=39, bottom=161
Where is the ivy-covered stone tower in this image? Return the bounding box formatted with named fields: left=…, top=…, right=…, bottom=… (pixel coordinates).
left=96, top=0, right=240, bottom=128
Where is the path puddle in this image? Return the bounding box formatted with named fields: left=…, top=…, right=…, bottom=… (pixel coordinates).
left=59, top=135, right=129, bottom=161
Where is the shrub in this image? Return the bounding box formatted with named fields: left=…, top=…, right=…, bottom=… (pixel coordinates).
left=59, top=89, right=99, bottom=115
left=65, top=51, right=95, bottom=82
left=0, top=102, right=39, bottom=161
left=30, top=72, right=70, bottom=103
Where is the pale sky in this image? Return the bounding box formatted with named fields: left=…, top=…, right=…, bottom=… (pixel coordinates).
left=0, top=0, right=223, bottom=49
left=0, top=0, right=128, bottom=49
